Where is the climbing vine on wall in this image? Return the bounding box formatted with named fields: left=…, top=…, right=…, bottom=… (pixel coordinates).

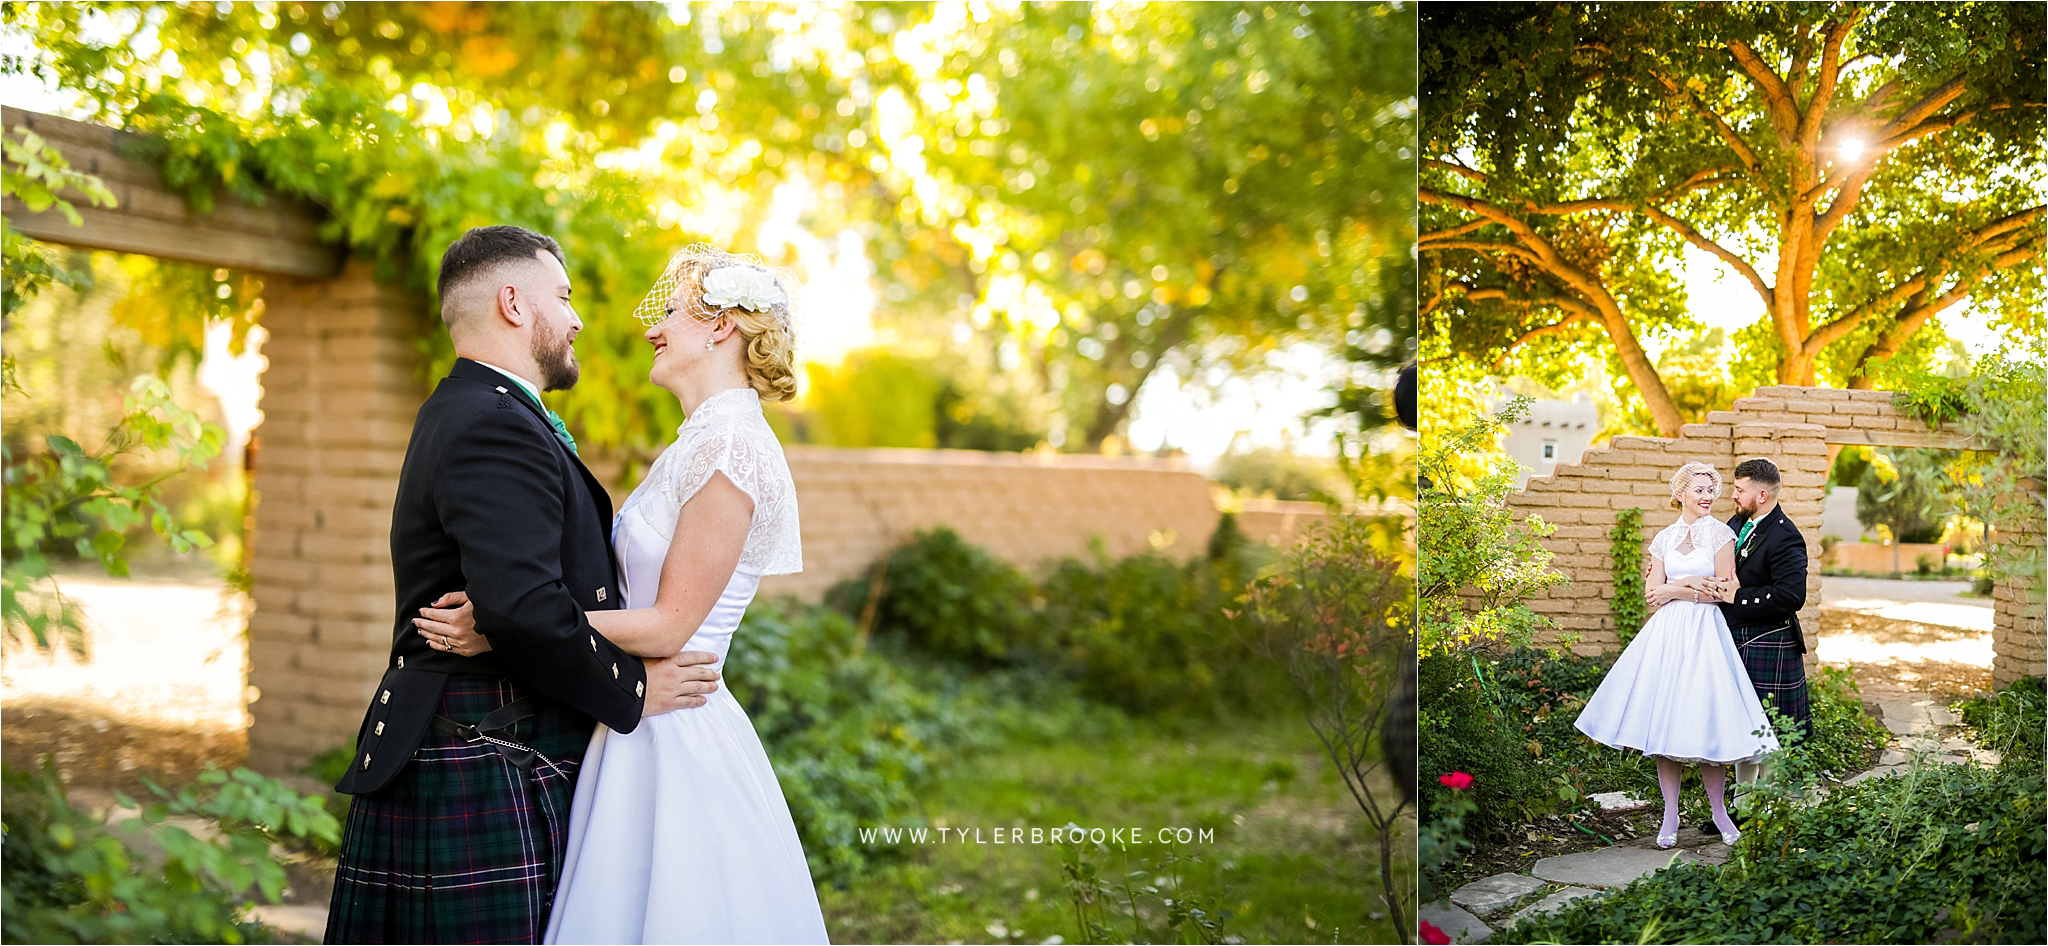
left=1610, top=506, right=1646, bottom=647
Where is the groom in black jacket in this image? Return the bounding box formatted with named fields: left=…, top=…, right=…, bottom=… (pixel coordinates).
left=1701, top=457, right=1810, bottom=825
left=325, top=226, right=722, bottom=944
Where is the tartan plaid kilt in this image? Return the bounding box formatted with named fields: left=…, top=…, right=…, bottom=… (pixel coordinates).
left=325, top=676, right=592, bottom=945
left=1732, top=624, right=1814, bottom=744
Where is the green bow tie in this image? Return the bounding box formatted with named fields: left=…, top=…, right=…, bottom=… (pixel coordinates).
left=505, top=384, right=578, bottom=454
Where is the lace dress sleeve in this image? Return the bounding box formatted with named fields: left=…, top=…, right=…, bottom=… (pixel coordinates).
left=1691, top=517, right=1737, bottom=556
left=1647, top=520, right=1683, bottom=563
left=655, top=415, right=803, bottom=576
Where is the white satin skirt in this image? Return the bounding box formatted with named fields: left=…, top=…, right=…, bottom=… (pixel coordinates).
left=1574, top=600, right=1780, bottom=765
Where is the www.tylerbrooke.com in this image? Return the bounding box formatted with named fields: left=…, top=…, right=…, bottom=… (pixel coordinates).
left=857, top=825, right=1219, bottom=846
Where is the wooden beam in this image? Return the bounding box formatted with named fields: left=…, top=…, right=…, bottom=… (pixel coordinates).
left=3, top=106, right=343, bottom=278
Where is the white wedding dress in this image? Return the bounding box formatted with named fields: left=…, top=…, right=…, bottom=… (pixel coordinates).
left=1574, top=516, right=1780, bottom=765
left=545, top=387, right=830, bottom=945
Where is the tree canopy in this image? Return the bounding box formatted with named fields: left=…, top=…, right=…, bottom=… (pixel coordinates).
left=3, top=1, right=1415, bottom=455
left=1420, top=1, right=2045, bottom=436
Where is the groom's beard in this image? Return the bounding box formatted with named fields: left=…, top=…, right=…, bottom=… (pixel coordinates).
left=533, top=317, right=581, bottom=391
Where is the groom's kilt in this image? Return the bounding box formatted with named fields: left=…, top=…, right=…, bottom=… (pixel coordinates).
left=1732, top=624, right=1813, bottom=743
left=326, top=676, right=590, bottom=945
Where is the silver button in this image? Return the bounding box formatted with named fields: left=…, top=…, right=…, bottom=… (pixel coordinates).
left=496, top=386, right=509, bottom=394
left=397, top=656, right=405, bottom=668
left=1766, top=593, right=1772, bottom=599
left=590, top=636, right=597, bottom=651
left=362, top=754, right=371, bottom=770
left=636, top=681, right=645, bottom=697
left=612, top=663, right=620, bottom=679
left=375, top=721, right=385, bottom=736
left=381, top=690, right=391, bottom=704
left=597, top=587, right=607, bottom=602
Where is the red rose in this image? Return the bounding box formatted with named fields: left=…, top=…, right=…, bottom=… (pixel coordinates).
left=1420, top=919, right=1452, bottom=944
left=1438, top=771, right=1474, bottom=791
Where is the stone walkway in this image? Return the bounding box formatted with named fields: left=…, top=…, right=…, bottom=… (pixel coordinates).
left=1421, top=691, right=1992, bottom=943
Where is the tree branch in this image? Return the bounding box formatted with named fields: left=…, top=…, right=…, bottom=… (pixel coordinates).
left=1651, top=72, right=1766, bottom=176
left=1847, top=237, right=2042, bottom=385
left=1726, top=38, right=1802, bottom=147
left=1639, top=203, right=1775, bottom=310
left=1807, top=206, right=2045, bottom=351
left=1800, top=11, right=1864, bottom=152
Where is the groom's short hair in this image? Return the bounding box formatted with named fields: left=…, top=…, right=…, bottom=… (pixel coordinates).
left=437, top=226, right=566, bottom=329
left=1733, top=458, right=1781, bottom=488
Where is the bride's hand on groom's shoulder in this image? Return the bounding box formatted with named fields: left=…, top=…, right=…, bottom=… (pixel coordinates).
left=642, top=651, right=722, bottom=715
left=416, top=591, right=491, bottom=656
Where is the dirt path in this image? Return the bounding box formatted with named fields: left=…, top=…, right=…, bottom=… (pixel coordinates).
left=2, top=568, right=250, bottom=794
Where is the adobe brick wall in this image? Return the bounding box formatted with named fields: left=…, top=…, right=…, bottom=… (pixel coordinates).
left=244, top=261, right=431, bottom=778
left=1992, top=515, right=2045, bottom=688
left=1507, top=385, right=2045, bottom=685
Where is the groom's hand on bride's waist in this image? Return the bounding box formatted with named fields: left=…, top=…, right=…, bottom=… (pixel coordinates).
left=643, top=651, right=721, bottom=715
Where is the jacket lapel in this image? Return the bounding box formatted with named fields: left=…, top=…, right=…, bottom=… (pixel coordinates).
left=449, top=359, right=619, bottom=572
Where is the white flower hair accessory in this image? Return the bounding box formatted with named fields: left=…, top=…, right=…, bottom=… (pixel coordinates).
left=701, top=265, right=786, bottom=313
left=630, top=243, right=802, bottom=330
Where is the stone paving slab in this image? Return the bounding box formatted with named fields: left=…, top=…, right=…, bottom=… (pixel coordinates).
left=1449, top=871, right=1547, bottom=917
left=1506, top=886, right=1606, bottom=925
left=1530, top=845, right=1702, bottom=888
left=1589, top=790, right=1651, bottom=811
left=1419, top=899, right=1492, bottom=944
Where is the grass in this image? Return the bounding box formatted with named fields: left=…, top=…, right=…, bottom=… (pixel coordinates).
left=818, top=710, right=1400, bottom=944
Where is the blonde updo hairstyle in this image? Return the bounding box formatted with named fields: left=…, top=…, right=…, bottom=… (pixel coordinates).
left=1667, top=461, right=1722, bottom=511
left=635, top=245, right=801, bottom=402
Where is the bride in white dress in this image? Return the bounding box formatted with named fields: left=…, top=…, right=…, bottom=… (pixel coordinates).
left=1575, top=461, right=1778, bottom=849
left=421, top=246, right=830, bottom=944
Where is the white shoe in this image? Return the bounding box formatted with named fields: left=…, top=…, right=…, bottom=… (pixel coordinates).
left=1720, top=828, right=1741, bottom=846
left=1656, top=832, right=1678, bottom=849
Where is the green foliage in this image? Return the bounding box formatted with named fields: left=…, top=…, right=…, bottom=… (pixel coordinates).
left=1416, top=652, right=1560, bottom=839
left=832, top=520, right=1285, bottom=719
left=1, top=761, right=341, bottom=945
left=1418, top=396, right=1570, bottom=656
left=1057, top=831, right=1238, bottom=946
left=1, top=126, right=115, bottom=324
left=1856, top=448, right=1956, bottom=546
left=6, top=2, right=1415, bottom=455
left=2, top=376, right=223, bottom=651
left=1496, top=762, right=2047, bottom=945
left=1956, top=677, right=2047, bottom=773
left=1900, top=349, right=2047, bottom=613
left=1422, top=3, right=2046, bottom=434
left=1609, top=507, right=1647, bottom=646
left=1209, top=443, right=1350, bottom=504
left=1416, top=779, right=1475, bottom=907
left=1831, top=444, right=1875, bottom=489
left=1039, top=546, right=1239, bottom=717
left=726, top=599, right=941, bottom=884
left=831, top=527, right=1039, bottom=666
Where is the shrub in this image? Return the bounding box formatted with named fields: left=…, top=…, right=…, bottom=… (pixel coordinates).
left=1956, top=677, right=2046, bottom=772
left=1417, top=652, right=1559, bottom=838
left=726, top=599, right=940, bottom=884
left=829, top=527, right=1038, bottom=665
left=1, top=761, right=340, bottom=944
left=1496, top=762, right=2047, bottom=944
left=1038, top=547, right=1236, bottom=716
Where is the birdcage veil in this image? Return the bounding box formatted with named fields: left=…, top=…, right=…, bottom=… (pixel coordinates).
left=1669, top=461, right=1722, bottom=500
left=630, top=243, right=802, bottom=332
